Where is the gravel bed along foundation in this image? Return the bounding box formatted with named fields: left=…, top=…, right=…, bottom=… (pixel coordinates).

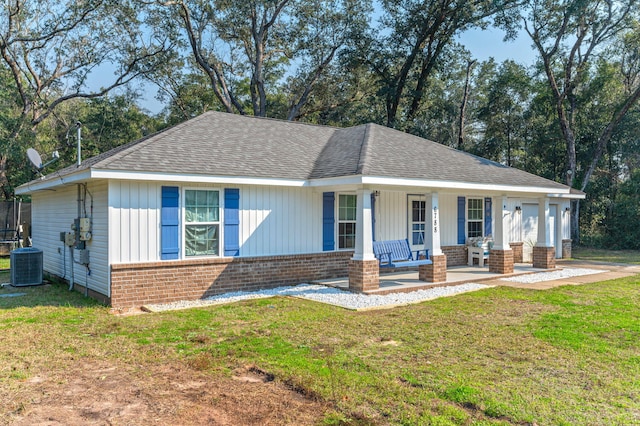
left=499, top=267, right=606, bottom=283
left=142, top=283, right=491, bottom=312
left=142, top=267, right=610, bottom=313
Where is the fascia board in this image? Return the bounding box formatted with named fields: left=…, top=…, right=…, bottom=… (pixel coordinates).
left=90, top=169, right=308, bottom=187
left=15, top=170, right=92, bottom=194
left=547, top=192, right=586, bottom=199
left=310, top=175, right=573, bottom=195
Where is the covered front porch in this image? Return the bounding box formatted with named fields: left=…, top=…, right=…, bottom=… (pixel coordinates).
left=319, top=263, right=547, bottom=294
left=345, top=188, right=561, bottom=292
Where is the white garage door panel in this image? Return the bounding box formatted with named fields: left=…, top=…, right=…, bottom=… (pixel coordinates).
left=522, top=204, right=538, bottom=262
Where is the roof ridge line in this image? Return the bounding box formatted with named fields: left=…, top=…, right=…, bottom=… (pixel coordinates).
left=355, top=123, right=372, bottom=175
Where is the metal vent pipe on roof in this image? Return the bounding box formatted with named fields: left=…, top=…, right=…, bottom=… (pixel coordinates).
left=76, top=121, right=82, bottom=166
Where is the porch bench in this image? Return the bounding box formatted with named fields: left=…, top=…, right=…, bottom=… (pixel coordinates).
left=373, top=239, right=432, bottom=268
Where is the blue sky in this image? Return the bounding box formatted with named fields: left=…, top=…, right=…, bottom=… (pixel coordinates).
left=458, top=27, right=536, bottom=65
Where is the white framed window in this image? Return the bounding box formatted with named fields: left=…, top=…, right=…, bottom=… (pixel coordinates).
left=338, top=193, right=356, bottom=249
left=467, top=198, right=483, bottom=238
left=183, top=189, right=220, bottom=256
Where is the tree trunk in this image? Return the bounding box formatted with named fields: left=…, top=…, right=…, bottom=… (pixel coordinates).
left=457, top=60, right=476, bottom=150
left=571, top=199, right=580, bottom=245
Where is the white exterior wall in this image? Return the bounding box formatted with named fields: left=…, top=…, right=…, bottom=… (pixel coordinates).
left=108, top=181, right=323, bottom=263
left=107, top=182, right=575, bottom=266
left=374, top=191, right=407, bottom=241
left=438, top=194, right=458, bottom=246
left=373, top=192, right=568, bottom=255
left=560, top=201, right=571, bottom=240
left=239, top=186, right=321, bottom=256
left=507, top=198, right=523, bottom=243
left=31, top=181, right=109, bottom=296
left=108, top=180, right=160, bottom=263
left=373, top=191, right=459, bottom=246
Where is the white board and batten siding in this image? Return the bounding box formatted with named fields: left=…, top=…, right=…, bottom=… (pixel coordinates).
left=108, top=181, right=323, bottom=263
left=517, top=199, right=570, bottom=261
left=373, top=193, right=570, bottom=257
left=108, top=180, right=160, bottom=264
left=373, top=192, right=459, bottom=246
left=31, top=180, right=109, bottom=296
left=239, top=186, right=321, bottom=256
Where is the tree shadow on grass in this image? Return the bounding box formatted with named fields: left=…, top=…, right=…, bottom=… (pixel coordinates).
left=0, top=272, right=101, bottom=309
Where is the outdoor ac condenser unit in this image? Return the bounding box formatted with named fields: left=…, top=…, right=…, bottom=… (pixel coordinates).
left=10, top=247, right=43, bottom=286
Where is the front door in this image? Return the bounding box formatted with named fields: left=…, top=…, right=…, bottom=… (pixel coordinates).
left=408, top=195, right=426, bottom=255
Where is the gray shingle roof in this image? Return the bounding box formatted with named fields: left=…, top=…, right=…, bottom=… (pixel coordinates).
left=25, top=111, right=577, bottom=193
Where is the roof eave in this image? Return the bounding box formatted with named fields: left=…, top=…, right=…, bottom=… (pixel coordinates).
left=15, top=169, right=92, bottom=194
left=310, top=175, right=577, bottom=196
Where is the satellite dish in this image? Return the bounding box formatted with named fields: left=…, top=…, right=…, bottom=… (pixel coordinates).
left=27, top=148, right=43, bottom=169
left=27, top=148, right=59, bottom=172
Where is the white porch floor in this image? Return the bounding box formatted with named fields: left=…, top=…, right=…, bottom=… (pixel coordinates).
left=312, top=263, right=548, bottom=295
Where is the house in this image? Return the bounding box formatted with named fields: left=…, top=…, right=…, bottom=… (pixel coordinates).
left=16, top=111, right=585, bottom=308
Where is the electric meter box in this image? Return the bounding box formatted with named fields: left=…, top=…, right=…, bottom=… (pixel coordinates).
left=64, top=232, right=76, bottom=246
left=79, top=218, right=91, bottom=232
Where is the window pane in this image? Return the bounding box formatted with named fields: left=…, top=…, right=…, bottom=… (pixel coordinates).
left=338, top=194, right=357, bottom=221
left=468, top=198, right=483, bottom=221
left=185, top=190, right=219, bottom=223
left=338, top=222, right=356, bottom=249
left=412, top=232, right=424, bottom=245
left=185, top=225, right=219, bottom=256
left=185, top=190, right=196, bottom=206
left=412, top=201, right=426, bottom=222
left=468, top=221, right=482, bottom=238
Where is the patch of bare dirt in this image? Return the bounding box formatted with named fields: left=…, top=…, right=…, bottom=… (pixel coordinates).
left=1, top=360, right=329, bottom=425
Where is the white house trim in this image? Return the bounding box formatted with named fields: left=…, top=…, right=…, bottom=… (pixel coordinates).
left=91, top=170, right=308, bottom=188
left=310, top=175, right=572, bottom=195
left=15, top=170, right=92, bottom=194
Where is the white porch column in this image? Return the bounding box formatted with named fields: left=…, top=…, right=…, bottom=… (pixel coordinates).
left=492, top=195, right=511, bottom=250
left=533, top=196, right=556, bottom=269
left=536, top=197, right=551, bottom=247
left=425, top=192, right=442, bottom=256
left=352, top=188, right=376, bottom=261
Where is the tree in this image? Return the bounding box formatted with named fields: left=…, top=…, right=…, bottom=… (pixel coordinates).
left=158, top=0, right=369, bottom=119
left=0, top=0, right=172, bottom=198
left=365, top=0, right=519, bottom=129
left=474, top=60, right=532, bottom=166
left=521, top=0, right=640, bottom=241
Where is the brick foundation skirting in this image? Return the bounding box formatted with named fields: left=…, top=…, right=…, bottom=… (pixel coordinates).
left=110, top=251, right=353, bottom=308
left=533, top=246, right=556, bottom=269
left=349, top=259, right=380, bottom=292
left=562, top=239, right=572, bottom=259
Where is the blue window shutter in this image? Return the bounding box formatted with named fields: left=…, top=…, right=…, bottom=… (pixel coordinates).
left=224, top=188, right=240, bottom=256
left=161, top=186, right=179, bottom=260
left=484, top=197, right=492, bottom=237
left=457, top=196, right=466, bottom=244
left=322, top=192, right=335, bottom=251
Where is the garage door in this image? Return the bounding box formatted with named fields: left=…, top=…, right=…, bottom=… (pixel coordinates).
left=522, top=204, right=538, bottom=262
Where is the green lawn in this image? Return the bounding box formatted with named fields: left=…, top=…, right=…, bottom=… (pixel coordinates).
left=1, top=268, right=639, bottom=424
left=573, top=246, right=640, bottom=264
